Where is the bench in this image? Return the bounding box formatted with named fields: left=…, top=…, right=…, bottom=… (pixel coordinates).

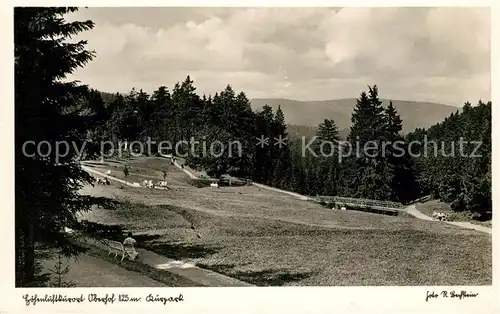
left=103, top=239, right=126, bottom=261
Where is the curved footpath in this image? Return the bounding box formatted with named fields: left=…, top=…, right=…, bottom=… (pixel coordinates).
left=248, top=178, right=492, bottom=235
left=404, top=204, right=492, bottom=235
left=81, top=164, right=140, bottom=187
left=82, top=162, right=492, bottom=235
left=84, top=237, right=253, bottom=287
left=251, top=182, right=312, bottom=201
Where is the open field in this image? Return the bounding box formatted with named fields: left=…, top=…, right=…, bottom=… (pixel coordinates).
left=79, top=157, right=492, bottom=286
left=83, top=157, right=193, bottom=188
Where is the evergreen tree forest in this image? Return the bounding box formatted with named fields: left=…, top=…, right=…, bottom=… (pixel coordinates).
left=406, top=101, right=491, bottom=217
left=84, top=82, right=492, bottom=218
left=15, top=7, right=492, bottom=286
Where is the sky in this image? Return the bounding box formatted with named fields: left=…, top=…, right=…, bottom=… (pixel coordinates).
left=66, top=7, right=491, bottom=106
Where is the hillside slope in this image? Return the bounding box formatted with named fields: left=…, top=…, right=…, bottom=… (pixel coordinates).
left=251, top=98, right=458, bottom=134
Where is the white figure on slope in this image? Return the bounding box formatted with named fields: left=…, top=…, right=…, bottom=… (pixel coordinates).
left=123, top=232, right=138, bottom=260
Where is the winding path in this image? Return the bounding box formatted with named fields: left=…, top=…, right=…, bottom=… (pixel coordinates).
left=403, top=205, right=492, bottom=234
left=404, top=204, right=434, bottom=221
left=248, top=179, right=493, bottom=235
left=83, top=237, right=253, bottom=287
left=80, top=161, right=492, bottom=236
left=235, top=178, right=493, bottom=235
left=77, top=159, right=491, bottom=288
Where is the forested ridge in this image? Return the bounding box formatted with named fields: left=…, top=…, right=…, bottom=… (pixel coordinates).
left=15, top=7, right=491, bottom=287
left=84, top=79, right=491, bottom=217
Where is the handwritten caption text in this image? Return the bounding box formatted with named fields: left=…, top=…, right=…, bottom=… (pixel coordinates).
left=22, top=293, right=184, bottom=306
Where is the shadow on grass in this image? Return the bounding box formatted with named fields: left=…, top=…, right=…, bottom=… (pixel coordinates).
left=133, top=234, right=163, bottom=242
left=77, top=221, right=168, bottom=244
left=83, top=244, right=203, bottom=287
left=75, top=219, right=217, bottom=261
left=235, top=269, right=315, bottom=286
left=197, top=263, right=315, bottom=286
left=76, top=220, right=126, bottom=241
left=196, top=262, right=252, bottom=274
left=145, top=242, right=220, bottom=260
left=189, top=179, right=212, bottom=188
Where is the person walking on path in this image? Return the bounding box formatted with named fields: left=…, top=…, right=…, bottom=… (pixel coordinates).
left=123, top=232, right=138, bottom=260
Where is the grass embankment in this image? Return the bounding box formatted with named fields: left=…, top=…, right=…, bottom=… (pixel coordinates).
left=79, top=196, right=492, bottom=286
left=79, top=157, right=492, bottom=286
left=84, top=156, right=250, bottom=188
left=83, top=243, right=203, bottom=287
left=84, top=157, right=192, bottom=188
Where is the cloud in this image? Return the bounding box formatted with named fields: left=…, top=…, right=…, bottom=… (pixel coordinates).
left=67, top=7, right=490, bottom=105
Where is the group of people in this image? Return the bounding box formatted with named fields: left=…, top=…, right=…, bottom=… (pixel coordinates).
left=432, top=211, right=449, bottom=221
left=95, top=177, right=110, bottom=185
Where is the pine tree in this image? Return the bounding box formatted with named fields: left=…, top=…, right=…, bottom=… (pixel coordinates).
left=135, top=89, right=153, bottom=143
left=190, top=125, right=233, bottom=178
left=185, top=87, right=257, bottom=178
left=219, top=85, right=237, bottom=133
left=113, top=89, right=140, bottom=151
left=270, top=106, right=290, bottom=187
left=232, top=92, right=256, bottom=177
left=208, top=92, right=222, bottom=128
left=345, top=86, right=393, bottom=200
left=175, top=76, right=202, bottom=141
left=406, top=100, right=492, bottom=216
left=384, top=101, right=403, bottom=137
left=253, top=105, right=275, bottom=183
left=348, top=92, right=368, bottom=142
left=316, top=119, right=340, bottom=156
left=348, top=88, right=384, bottom=144
left=317, top=119, right=340, bottom=142
left=84, top=89, right=109, bottom=159
left=312, top=119, right=340, bottom=195
left=107, top=93, right=126, bottom=153
left=367, top=85, right=387, bottom=139
left=383, top=101, right=419, bottom=203
left=15, top=7, right=109, bottom=286
left=150, top=86, right=172, bottom=154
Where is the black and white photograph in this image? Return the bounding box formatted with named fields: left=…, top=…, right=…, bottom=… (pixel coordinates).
left=3, top=3, right=496, bottom=313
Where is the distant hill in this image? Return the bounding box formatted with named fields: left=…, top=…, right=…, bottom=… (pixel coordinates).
left=251, top=98, right=459, bottom=134
left=96, top=90, right=459, bottom=137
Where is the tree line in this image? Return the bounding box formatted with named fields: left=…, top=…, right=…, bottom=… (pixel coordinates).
left=85, top=79, right=491, bottom=217
left=406, top=101, right=491, bottom=217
